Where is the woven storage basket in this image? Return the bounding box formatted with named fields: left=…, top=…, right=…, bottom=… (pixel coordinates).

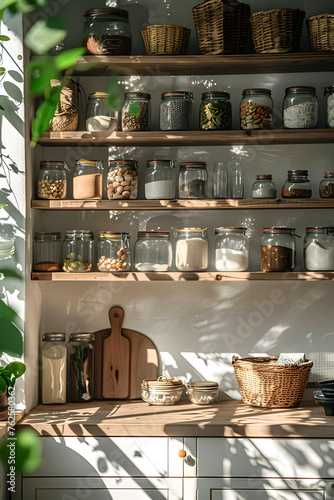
left=192, top=0, right=251, bottom=55
left=232, top=356, right=313, bottom=408
left=307, top=14, right=334, bottom=52
left=250, top=9, right=305, bottom=54
left=49, top=79, right=79, bottom=132
left=141, top=25, right=191, bottom=55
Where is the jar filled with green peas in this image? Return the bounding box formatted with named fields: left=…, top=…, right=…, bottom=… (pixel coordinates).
left=199, top=91, right=232, bottom=131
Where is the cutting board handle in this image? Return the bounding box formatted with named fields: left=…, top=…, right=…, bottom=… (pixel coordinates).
left=109, top=306, right=125, bottom=331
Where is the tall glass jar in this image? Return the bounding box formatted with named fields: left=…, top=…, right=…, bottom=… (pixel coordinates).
left=86, top=92, right=119, bottom=132
left=229, top=160, right=244, bottom=199
left=175, top=227, right=208, bottom=272
left=42, top=333, right=67, bottom=404
left=34, top=232, right=62, bottom=272
left=281, top=170, right=312, bottom=198
left=304, top=227, right=334, bottom=271
left=283, top=86, right=318, bottom=129
left=73, top=159, right=103, bottom=200
left=107, top=159, right=138, bottom=200
left=213, top=162, right=228, bottom=199
left=83, top=7, right=132, bottom=55
left=214, top=227, right=249, bottom=271
left=145, top=160, right=176, bottom=200
left=38, top=161, right=68, bottom=199
left=62, top=230, right=94, bottom=272
left=199, top=91, right=231, bottom=131
left=68, top=333, right=95, bottom=403
left=134, top=232, right=172, bottom=272
left=251, top=174, right=276, bottom=199
left=240, top=89, right=273, bottom=130
left=319, top=172, right=334, bottom=198
left=97, top=232, right=130, bottom=271
left=261, top=227, right=296, bottom=272
left=178, top=162, right=207, bottom=199
left=122, top=92, right=151, bottom=131
left=160, top=91, right=193, bottom=131
left=324, top=86, right=334, bottom=128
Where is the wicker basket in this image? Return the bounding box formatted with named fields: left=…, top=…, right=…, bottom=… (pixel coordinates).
left=141, top=25, right=191, bottom=55
left=250, top=9, right=305, bottom=54
left=232, top=356, right=313, bottom=408
left=49, top=79, right=78, bottom=132
left=307, top=14, right=334, bottom=52
left=192, top=0, right=251, bottom=55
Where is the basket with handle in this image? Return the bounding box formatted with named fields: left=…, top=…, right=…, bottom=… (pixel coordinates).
left=307, top=14, right=334, bottom=52
left=232, top=356, right=313, bottom=408
left=141, top=25, right=191, bottom=55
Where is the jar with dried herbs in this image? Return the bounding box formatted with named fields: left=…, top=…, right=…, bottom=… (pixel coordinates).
left=68, top=333, right=95, bottom=403
left=199, top=91, right=231, bottom=130
left=122, top=92, right=151, bottom=131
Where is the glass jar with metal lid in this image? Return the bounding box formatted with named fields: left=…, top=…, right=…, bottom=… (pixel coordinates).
left=34, top=232, right=62, bottom=272
left=86, top=92, right=119, bottom=132
left=62, top=230, right=94, bottom=272
left=175, top=227, right=208, bottom=272
left=319, top=172, right=334, bottom=198
left=68, top=333, right=95, bottom=403
left=283, top=86, right=318, bottom=129
left=304, top=227, right=334, bottom=271
left=42, top=333, right=67, bottom=404
left=160, top=91, right=193, bottom=131
left=251, top=174, right=276, bottom=199
left=214, top=227, right=249, bottom=272
left=141, top=376, right=183, bottom=405
left=134, top=232, right=172, bottom=272
left=107, top=159, right=138, bottom=200
left=73, top=159, right=103, bottom=200
left=199, top=91, right=231, bottom=131
left=145, top=160, right=176, bottom=200
left=121, top=92, right=151, bottom=131
left=281, top=170, right=312, bottom=198
left=178, top=162, right=207, bottom=199
left=37, top=161, right=68, bottom=199
left=324, top=86, right=334, bottom=128
left=240, top=88, right=273, bottom=130
left=83, top=7, right=131, bottom=55
left=261, top=227, right=296, bottom=272
left=97, top=232, right=130, bottom=272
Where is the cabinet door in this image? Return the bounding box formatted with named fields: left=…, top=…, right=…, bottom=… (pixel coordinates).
left=211, top=490, right=324, bottom=500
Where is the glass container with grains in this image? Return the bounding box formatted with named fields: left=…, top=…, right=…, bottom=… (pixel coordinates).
left=175, top=227, right=208, bottom=272
left=319, top=172, right=334, bottom=198
left=122, top=92, right=151, bottom=131
left=178, top=162, right=207, bottom=199
left=261, top=227, right=296, bottom=272
left=160, top=91, right=193, bottom=131
left=281, top=170, right=312, bottom=198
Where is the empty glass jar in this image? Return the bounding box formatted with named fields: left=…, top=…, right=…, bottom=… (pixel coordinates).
left=73, top=160, right=103, bottom=200
left=145, top=160, right=176, bottom=200
left=304, top=227, right=334, bottom=271
left=175, top=227, right=208, bottom=272
left=122, top=92, right=151, bottom=131
left=199, top=91, right=231, bottom=131
left=281, top=170, right=312, bottom=198
left=63, top=230, right=94, bottom=272
left=107, top=159, right=138, bottom=200
left=283, top=86, right=318, bottom=129
left=97, top=232, right=130, bottom=272
left=251, top=174, right=276, bottom=199
left=240, top=88, right=273, bottom=130
left=134, top=232, right=172, bottom=272
left=34, top=232, right=62, bottom=272
left=319, top=172, right=334, bottom=198
left=261, top=227, right=296, bottom=272
left=37, top=161, right=68, bottom=200
left=160, top=91, right=193, bottom=131
left=214, top=227, right=249, bottom=272
left=68, top=333, right=95, bottom=403
left=178, top=162, right=207, bottom=199
left=212, top=162, right=228, bottom=199
left=86, top=92, right=119, bottom=132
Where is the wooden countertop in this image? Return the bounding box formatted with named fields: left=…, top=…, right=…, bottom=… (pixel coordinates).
left=17, top=400, right=334, bottom=438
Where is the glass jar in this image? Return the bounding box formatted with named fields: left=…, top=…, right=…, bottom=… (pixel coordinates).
left=261, top=227, right=296, bottom=272
left=213, top=162, right=228, bottom=199
left=304, top=227, right=334, bottom=271
left=185, top=381, right=219, bottom=405
left=281, top=170, right=312, bottom=198
left=97, top=232, right=130, bottom=271
left=141, top=376, right=183, bottom=406
left=229, top=160, right=244, bottom=199
left=175, top=227, right=208, bottom=272
left=319, top=172, right=334, bottom=198
left=324, top=86, right=334, bottom=128
left=145, top=160, right=176, bottom=200
left=42, top=333, right=67, bottom=404
left=178, top=162, right=207, bottom=199
left=63, top=230, right=94, bottom=272
left=199, top=91, right=231, bottom=131
left=134, top=232, right=172, bottom=272
left=37, top=161, right=68, bottom=200
left=107, top=159, right=138, bottom=200
left=240, top=89, right=273, bottom=130
left=73, top=159, right=103, bottom=200
left=283, top=86, right=318, bottom=129
left=251, top=174, right=276, bottom=199
left=68, top=333, right=95, bottom=403
left=214, top=227, right=249, bottom=272
left=160, top=91, right=193, bottom=131
left=34, top=232, right=62, bottom=272
left=83, top=7, right=131, bottom=55
left=121, top=92, right=151, bottom=131
left=86, top=92, right=119, bottom=132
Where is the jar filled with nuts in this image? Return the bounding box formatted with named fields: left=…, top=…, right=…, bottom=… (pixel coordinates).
left=122, top=92, right=151, bottom=131
left=107, top=159, right=138, bottom=199
left=97, top=232, right=130, bottom=272
left=240, top=88, right=273, bottom=130
left=63, top=230, right=94, bottom=272
left=37, top=161, right=68, bottom=199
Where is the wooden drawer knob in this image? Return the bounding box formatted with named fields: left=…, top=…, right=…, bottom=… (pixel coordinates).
left=178, top=450, right=187, bottom=458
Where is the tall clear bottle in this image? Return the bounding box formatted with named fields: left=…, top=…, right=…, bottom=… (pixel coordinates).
left=229, top=159, right=244, bottom=199
left=212, top=162, right=228, bottom=199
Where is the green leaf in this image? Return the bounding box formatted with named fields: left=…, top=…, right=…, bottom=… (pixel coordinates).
left=0, top=67, right=5, bottom=76
left=107, top=74, right=121, bottom=111
left=0, top=300, right=23, bottom=357
left=5, top=361, right=26, bottom=378
left=0, top=0, right=15, bottom=12
left=9, top=0, right=51, bottom=14
left=30, top=85, right=62, bottom=146
left=0, top=370, right=16, bottom=389
left=27, top=58, right=58, bottom=96
left=0, top=377, right=7, bottom=395
left=25, top=16, right=66, bottom=55
left=0, top=429, right=43, bottom=474
left=55, top=47, right=86, bottom=71
left=129, top=102, right=141, bottom=117
left=0, top=35, right=10, bottom=41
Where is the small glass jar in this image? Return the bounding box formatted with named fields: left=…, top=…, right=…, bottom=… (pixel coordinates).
left=63, top=230, right=94, bottom=272
left=83, top=7, right=132, bottom=55
left=283, top=86, right=318, bottom=129
left=240, top=88, right=273, bottom=130
left=145, top=160, right=176, bottom=200
left=319, top=172, right=334, bottom=198
left=73, top=159, right=103, bottom=200
left=86, top=92, right=119, bottom=132
left=178, top=162, right=207, bottom=199
left=175, top=227, right=208, bottom=272
left=107, top=159, right=138, bottom=200
left=324, top=86, right=334, bottom=128
left=122, top=92, right=151, bottom=131
left=97, top=232, right=130, bottom=271
left=141, top=376, right=183, bottom=406
left=281, top=170, right=312, bottom=198
left=304, top=227, right=334, bottom=271
left=68, top=333, right=95, bottom=403
left=42, top=333, right=67, bottom=404
left=261, top=227, right=296, bottom=272
left=251, top=174, right=276, bottom=199
left=34, top=232, right=62, bottom=272
left=134, top=232, right=172, bottom=272
left=185, top=381, right=219, bottom=405
left=37, top=161, right=68, bottom=200
left=214, top=227, right=249, bottom=272
left=199, top=91, right=231, bottom=131
left=160, top=91, right=193, bottom=131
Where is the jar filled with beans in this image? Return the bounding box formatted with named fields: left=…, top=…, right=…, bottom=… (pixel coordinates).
left=240, top=88, right=273, bottom=130
left=107, top=159, right=138, bottom=199
left=122, top=92, right=151, bottom=131
left=38, top=161, right=68, bottom=199
left=97, top=232, right=130, bottom=272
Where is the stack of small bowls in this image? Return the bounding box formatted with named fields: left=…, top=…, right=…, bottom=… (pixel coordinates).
left=314, top=379, right=334, bottom=416
left=185, top=381, right=219, bottom=405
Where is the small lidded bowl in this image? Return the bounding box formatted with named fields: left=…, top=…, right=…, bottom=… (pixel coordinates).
left=185, top=381, right=219, bottom=405
left=141, top=376, right=183, bottom=405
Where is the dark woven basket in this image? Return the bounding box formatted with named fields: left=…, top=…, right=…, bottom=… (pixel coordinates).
left=141, top=25, right=191, bottom=55
left=250, top=9, right=305, bottom=54
left=307, top=14, right=334, bottom=52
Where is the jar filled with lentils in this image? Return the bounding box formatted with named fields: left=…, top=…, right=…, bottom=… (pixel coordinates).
left=240, top=88, right=273, bottom=130
left=122, top=92, right=151, bottom=131
left=107, top=159, right=138, bottom=200
left=160, top=91, right=193, bottom=131
left=199, top=91, right=231, bottom=130
left=97, top=232, right=130, bottom=272
left=38, top=161, right=68, bottom=199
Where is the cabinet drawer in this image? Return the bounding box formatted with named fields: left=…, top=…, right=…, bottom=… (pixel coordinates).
left=211, top=490, right=324, bottom=500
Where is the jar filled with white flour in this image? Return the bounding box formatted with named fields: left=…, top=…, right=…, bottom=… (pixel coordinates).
left=304, top=227, right=334, bottom=271
left=175, top=227, right=208, bottom=272
left=214, top=227, right=249, bottom=272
